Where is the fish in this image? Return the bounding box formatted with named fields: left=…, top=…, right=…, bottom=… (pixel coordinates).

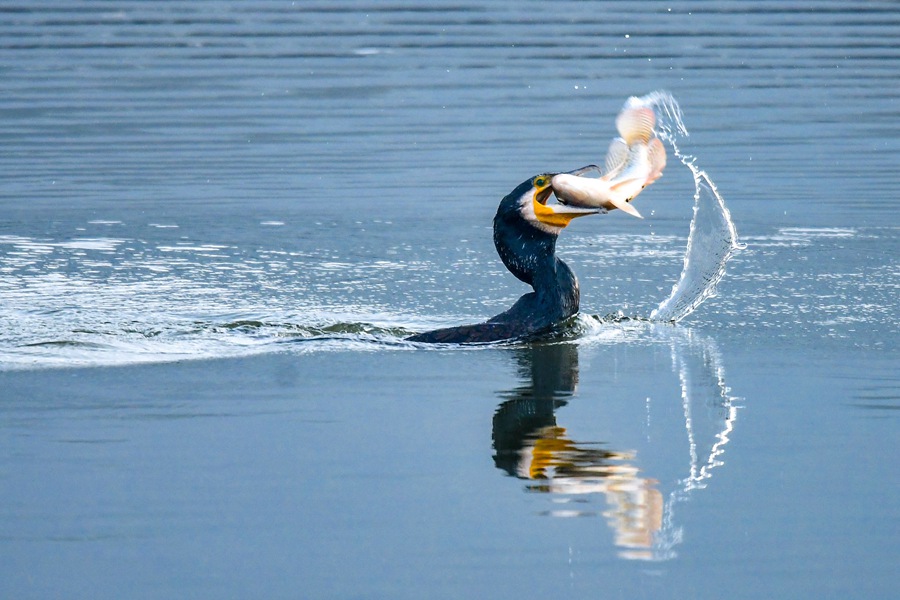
left=551, top=100, right=667, bottom=219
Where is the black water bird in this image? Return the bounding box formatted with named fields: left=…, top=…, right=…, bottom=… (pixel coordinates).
left=408, top=172, right=599, bottom=344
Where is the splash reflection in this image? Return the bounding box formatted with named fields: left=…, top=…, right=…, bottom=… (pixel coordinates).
left=492, top=328, right=739, bottom=560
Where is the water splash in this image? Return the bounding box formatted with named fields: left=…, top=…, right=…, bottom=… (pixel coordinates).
left=626, top=92, right=744, bottom=322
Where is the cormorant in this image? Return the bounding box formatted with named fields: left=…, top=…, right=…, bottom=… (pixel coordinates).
left=407, top=172, right=598, bottom=344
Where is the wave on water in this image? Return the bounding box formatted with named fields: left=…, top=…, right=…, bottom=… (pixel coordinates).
left=0, top=305, right=418, bottom=370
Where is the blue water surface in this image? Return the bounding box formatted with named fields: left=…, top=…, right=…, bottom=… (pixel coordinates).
left=1, top=2, right=898, bottom=598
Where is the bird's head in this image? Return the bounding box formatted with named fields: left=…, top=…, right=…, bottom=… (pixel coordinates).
left=509, top=174, right=599, bottom=235
left=494, top=173, right=599, bottom=287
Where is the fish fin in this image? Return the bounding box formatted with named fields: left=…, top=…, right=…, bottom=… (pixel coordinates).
left=646, top=137, right=667, bottom=184
left=608, top=196, right=643, bottom=219
left=603, top=138, right=629, bottom=177
left=615, top=106, right=656, bottom=144
left=609, top=177, right=643, bottom=192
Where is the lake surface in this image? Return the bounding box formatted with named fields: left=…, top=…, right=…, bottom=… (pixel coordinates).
left=1, top=2, right=898, bottom=598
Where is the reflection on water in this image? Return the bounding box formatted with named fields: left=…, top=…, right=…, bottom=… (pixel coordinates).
left=1, top=2, right=898, bottom=596
left=493, top=328, right=738, bottom=560
left=492, top=342, right=664, bottom=559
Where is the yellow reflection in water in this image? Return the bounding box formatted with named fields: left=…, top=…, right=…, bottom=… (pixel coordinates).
left=519, top=424, right=663, bottom=560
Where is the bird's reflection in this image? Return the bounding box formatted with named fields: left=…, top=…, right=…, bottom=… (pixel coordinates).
left=492, top=328, right=739, bottom=561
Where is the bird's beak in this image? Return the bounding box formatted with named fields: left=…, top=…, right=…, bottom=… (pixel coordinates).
left=532, top=182, right=599, bottom=228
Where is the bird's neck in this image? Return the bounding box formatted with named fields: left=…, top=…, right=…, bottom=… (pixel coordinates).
left=533, top=254, right=579, bottom=318
left=494, top=222, right=579, bottom=318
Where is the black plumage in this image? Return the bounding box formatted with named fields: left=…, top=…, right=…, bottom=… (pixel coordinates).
left=408, top=175, right=582, bottom=344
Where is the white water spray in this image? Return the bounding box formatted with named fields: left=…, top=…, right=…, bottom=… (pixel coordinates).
left=626, top=91, right=744, bottom=322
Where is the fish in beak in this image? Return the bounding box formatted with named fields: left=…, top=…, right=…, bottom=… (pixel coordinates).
left=529, top=175, right=600, bottom=229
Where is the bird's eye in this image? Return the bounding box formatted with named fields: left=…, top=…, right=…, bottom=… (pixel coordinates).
left=534, top=176, right=548, bottom=187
